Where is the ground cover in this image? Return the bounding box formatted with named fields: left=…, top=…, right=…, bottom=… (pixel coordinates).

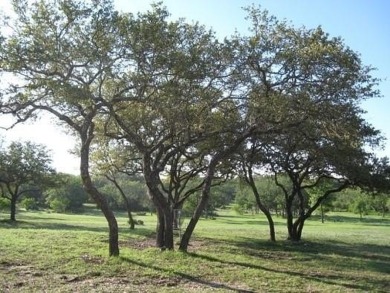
left=0, top=209, right=389, bottom=292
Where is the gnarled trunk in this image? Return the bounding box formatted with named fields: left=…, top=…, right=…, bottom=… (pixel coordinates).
left=147, top=182, right=175, bottom=250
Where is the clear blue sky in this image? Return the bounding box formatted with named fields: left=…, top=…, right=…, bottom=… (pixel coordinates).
left=1, top=0, right=389, bottom=173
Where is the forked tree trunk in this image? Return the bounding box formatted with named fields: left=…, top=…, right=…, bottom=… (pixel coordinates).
left=149, top=189, right=175, bottom=250
left=288, top=217, right=305, bottom=241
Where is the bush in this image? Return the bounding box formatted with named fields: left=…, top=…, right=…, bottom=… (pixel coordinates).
left=20, top=197, right=39, bottom=211
left=49, top=198, right=69, bottom=213
left=231, top=203, right=245, bottom=215
left=0, top=198, right=10, bottom=210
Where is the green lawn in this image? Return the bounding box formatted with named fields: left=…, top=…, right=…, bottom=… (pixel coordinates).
left=0, top=208, right=389, bottom=292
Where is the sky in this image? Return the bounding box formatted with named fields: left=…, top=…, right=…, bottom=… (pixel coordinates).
left=0, top=0, right=389, bottom=174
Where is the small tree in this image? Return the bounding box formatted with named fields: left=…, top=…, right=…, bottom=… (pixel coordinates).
left=0, top=141, right=54, bottom=221
left=349, top=190, right=369, bottom=219
left=45, top=174, right=88, bottom=213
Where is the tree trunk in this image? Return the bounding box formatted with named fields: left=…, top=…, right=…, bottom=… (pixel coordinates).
left=81, top=175, right=119, bottom=256
left=246, top=170, right=276, bottom=242
left=288, top=216, right=305, bottom=241
left=179, top=163, right=215, bottom=252
left=149, top=189, right=175, bottom=250
left=80, top=129, right=119, bottom=257
left=164, top=209, right=174, bottom=250
left=286, top=197, right=295, bottom=240
left=252, top=189, right=276, bottom=241
left=155, top=206, right=165, bottom=248
left=127, top=204, right=135, bottom=230
left=10, top=195, right=17, bottom=221
left=108, top=176, right=135, bottom=230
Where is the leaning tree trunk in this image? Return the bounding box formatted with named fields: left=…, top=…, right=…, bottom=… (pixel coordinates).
left=80, top=132, right=119, bottom=257
left=179, top=162, right=216, bottom=252
left=259, top=203, right=276, bottom=242
left=179, top=131, right=253, bottom=252
left=125, top=199, right=135, bottom=230
left=109, top=177, right=135, bottom=230
left=246, top=170, right=276, bottom=242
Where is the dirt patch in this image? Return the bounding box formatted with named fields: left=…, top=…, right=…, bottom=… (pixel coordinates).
left=120, top=238, right=156, bottom=250
left=119, top=237, right=209, bottom=252
left=0, top=261, right=252, bottom=292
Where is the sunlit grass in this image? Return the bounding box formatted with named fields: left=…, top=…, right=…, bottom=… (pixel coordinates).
left=0, top=208, right=389, bottom=292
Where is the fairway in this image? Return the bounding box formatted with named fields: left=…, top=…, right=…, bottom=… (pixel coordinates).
left=0, top=209, right=389, bottom=292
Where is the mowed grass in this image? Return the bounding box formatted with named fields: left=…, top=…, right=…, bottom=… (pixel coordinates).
left=0, top=208, right=389, bottom=292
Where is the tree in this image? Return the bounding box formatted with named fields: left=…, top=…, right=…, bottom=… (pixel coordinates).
left=349, top=191, right=369, bottom=219
left=101, top=4, right=254, bottom=250
left=234, top=7, right=382, bottom=241
left=0, top=0, right=128, bottom=256
left=370, top=193, right=390, bottom=218
left=0, top=141, right=54, bottom=221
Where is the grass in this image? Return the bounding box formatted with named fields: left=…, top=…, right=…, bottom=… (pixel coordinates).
left=0, top=208, right=389, bottom=292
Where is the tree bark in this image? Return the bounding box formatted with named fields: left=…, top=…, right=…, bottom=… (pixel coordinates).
left=155, top=205, right=165, bottom=248
left=286, top=196, right=295, bottom=240
left=179, top=162, right=216, bottom=252
left=143, top=154, right=175, bottom=250
left=10, top=195, right=17, bottom=221
left=80, top=127, right=119, bottom=257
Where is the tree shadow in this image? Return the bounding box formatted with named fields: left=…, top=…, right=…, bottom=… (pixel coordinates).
left=224, top=236, right=390, bottom=275
left=0, top=218, right=108, bottom=233
left=323, top=214, right=390, bottom=226
left=119, top=256, right=255, bottom=293
left=187, top=250, right=387, bottom=292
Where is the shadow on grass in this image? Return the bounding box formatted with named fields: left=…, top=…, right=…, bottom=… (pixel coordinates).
left=0, top=217, right=157, bottom=240
left=188, top=235, right=389, bottom=292
left=187, top=251, right=383, bottom=292
left=120, top=256, right=255, bottom=293
left=0, top=218, right=109, bottom=233
left=322, top=214, right=390, bottom=226
left=214, top=236, right=390, bottom=277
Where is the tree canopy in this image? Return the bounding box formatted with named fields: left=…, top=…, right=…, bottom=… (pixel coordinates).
left=0, top=0, right=386, bottom=255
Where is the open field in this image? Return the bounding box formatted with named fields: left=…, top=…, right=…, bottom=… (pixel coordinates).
left=0, top=208, right=389, bottom=292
